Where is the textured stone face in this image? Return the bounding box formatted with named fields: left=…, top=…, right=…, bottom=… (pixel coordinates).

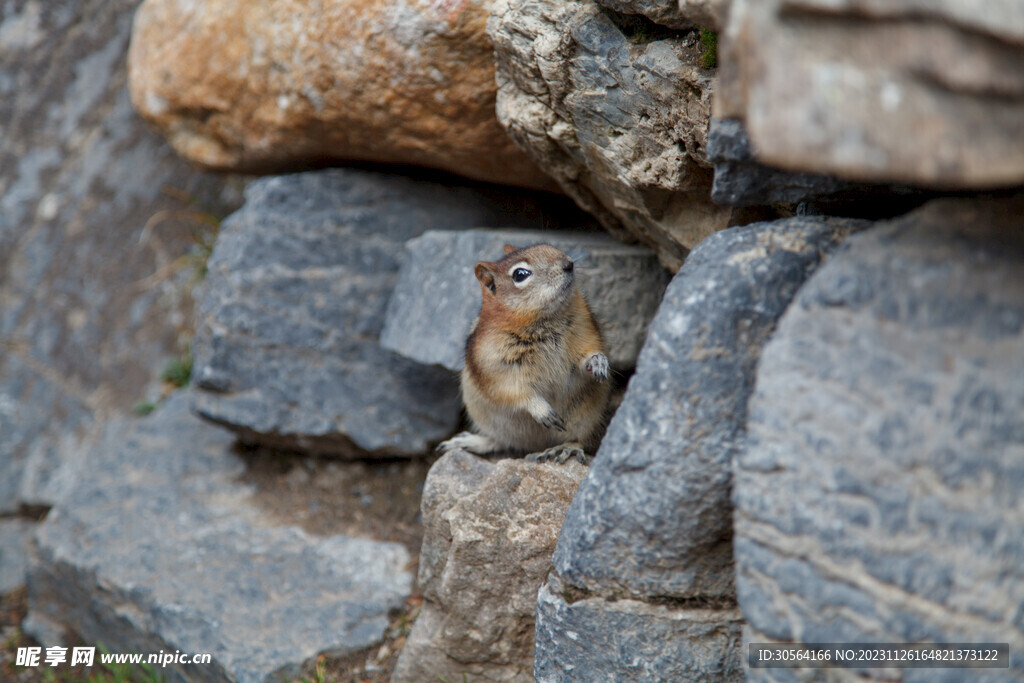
left=488, top=0, right=731, bottom=271
left=594, top=0, right=695, bottom=29
left=708, top=118, right=855, bottom=207
left=393, top=449, right=588, bottom=683
left=26, top=393, right=413, bottom=683
left=735, top=198, right=1024, bottom=679
left=678, top=0, right=729, bottom=30
left=535, top=574, right=744, bottom=682
left=718, top=0, right=1024, bottom=188
left=380, top=229, right=670, bottom=371
left=193, top=170, right=572, bottom=457
left=127, top=0, right=555, bottom=190
left=0, top=0, right=243, bottom=514
left=552, top=215, right=868, bottom=601
left=0, top=519, right=32, bottom=595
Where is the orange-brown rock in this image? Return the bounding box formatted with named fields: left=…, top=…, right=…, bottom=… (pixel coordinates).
left=127, top=0, right=557, bottom=190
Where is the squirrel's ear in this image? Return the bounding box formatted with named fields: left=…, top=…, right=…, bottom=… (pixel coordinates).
left=503, top=244, right=518, bottom=255
left=475, top=262, right=497, bottom=295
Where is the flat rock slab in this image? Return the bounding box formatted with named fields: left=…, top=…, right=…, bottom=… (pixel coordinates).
left=535, top=574, right=744, bottom=682
left=25, top=392, right=412, bottom=683
left=380, top=229, right=670, bottom=371
left=735, top=198, right=1024, bottom=680
left=193, top=170, right=568, bottom=456
left=553, top=215, right=869, bottom=600
left=393, top=449, right=588, bottom=683
left=717, top=0, right=1024, bottom=187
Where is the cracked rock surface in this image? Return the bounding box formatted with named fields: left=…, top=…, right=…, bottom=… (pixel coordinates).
left=393, top=449, right=588, bottom=683
left=736, top=198, right=1024, bottom=680
left=26, top=393, right=413, bottom=683
left=489, top=0, right=731, bottom=270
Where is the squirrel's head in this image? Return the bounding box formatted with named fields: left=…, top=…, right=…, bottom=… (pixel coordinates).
left=474, top=243, right=575, bottom=317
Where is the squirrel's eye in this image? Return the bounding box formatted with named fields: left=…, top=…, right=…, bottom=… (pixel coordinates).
left=512, top=268, right=531, bottom=283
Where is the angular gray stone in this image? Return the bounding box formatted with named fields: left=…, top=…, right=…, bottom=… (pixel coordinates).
left=393, top=449, right=588, bottom=683
left=735, top=197, right=1024, bottom=680
left=0, top=0, right=242, bottom=512
left=709, top=117, right=855, bottom=207
left=708, top=118, right=941, bottom=219
left=489, top=0, right=732, bottom=271
left=192, top=170, right=581, bottom=456
left=717, top=0, right=1024, bottom=188
left=554, top=215, right=869, bottom=600
left=381, top=229, right=670, bottom=371
left=535, top=573, right=744, bottom=682
left=26, top=392, right=413, bottom=683
left=0, top=518, right=33, bottom=595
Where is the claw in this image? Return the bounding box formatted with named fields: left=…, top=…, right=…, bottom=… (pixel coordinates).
left=539, top=410, right=566, bottom=431
left=526, top=442, right=591, bottom=465
left=584, top=352, right=609, bottom=382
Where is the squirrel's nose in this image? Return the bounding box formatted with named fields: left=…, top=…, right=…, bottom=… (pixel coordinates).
left=562, top=259, right=574, bottom=273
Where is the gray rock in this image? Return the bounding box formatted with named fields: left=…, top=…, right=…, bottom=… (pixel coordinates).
left=535, top=573, right=744, bottom=682
left=393, top=449, right=588, bottom=683
left=0, top=0, right=243, bottom=512
left=192, top=170, right=580, bottom=456
left=678, top=0, right=729, bottom=30
left=595, top=0, right=695, bottom=29
left=489, top=0, right=732, bottom=271
left=26, top=392, right=413, bottom=683
left=0, top=518, right=34, bottom=595
left=708, top=118, right=940, bottom=218
left=734, top=197, right=1024, bottom=680
left=380, top=229, right=670, bottom=371
left=709, top=118, right=854, bottom=206
left=717, top=0, right=1024, bottom=188
left=554, top=215, right=869, bottom=600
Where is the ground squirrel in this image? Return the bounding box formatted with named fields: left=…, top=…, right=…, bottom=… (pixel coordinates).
left=437, top=243, right=611, bottom=463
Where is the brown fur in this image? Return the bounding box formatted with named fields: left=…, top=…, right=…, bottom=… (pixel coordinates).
left=446, top=243, right=611, bottom=455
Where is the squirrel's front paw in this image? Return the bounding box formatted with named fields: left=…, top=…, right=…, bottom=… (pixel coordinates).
left=583, top=352, right=610, bottom=382
left=537, top=408, right=566, bottom=432
left=527, top=398, right=566, bottom=431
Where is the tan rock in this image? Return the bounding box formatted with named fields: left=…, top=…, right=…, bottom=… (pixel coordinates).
left=717, top=0, right=1024, bottom=188
left=393, top=449, right=588, bottom=683
left=127, top=0, right=557, bottom=190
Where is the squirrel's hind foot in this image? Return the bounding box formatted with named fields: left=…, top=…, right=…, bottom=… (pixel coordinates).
left=437, top=431, right=497, bottom=455
left=526, top=442, right=591, bottom=466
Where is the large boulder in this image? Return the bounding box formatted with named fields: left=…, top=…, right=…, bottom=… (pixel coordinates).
left=127, top=0, right=554, bottom=190
left=735, top=197, right=1024, bottom=679
left=0, top=0, right=242, bottom=514
left=392, top=450, right=588, bottom=683
left=488, top=0, right=732, bottom=271
left=535, top=215, right=867, bottom=681
left=553, top=214, right=868, bottom=601
left=26, top=393, right=413, bottom=683
left=717, top=0, right=1024, bottom=188
left=191, top=169, right=580, bottom=456
left=380, top=229, right=670, bottom=371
